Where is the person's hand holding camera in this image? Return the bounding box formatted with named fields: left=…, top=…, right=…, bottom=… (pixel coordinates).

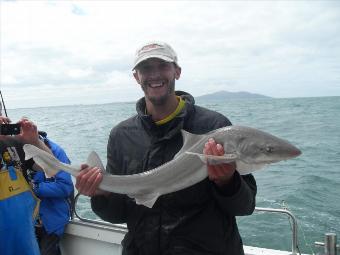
left=0, top=116, right=12, bottom=124
left=16, top=118, right=40, bottom=145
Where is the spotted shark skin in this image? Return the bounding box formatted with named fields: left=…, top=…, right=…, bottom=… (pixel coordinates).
left=24, top=126, right=301, bottom=208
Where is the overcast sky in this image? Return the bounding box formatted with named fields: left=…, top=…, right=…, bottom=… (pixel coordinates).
left=1, top=0, right=339, bottom=109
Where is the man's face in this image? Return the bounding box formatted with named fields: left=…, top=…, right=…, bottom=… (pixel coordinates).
left=134, top=58, right=181, bottom=105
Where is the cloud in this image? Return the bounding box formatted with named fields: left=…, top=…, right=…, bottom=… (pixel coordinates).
left=1, top=1, right=340, bottom=108
left=71, top=4, right=86, bottom=16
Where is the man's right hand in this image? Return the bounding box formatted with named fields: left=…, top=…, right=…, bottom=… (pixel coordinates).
left=75, top=164, right=109, bottom=197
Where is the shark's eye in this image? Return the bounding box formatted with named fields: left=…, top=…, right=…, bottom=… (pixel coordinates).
left=266, top=146, right=274, bottom=153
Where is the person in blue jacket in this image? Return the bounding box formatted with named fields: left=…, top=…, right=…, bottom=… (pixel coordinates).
left=30, top=132, right=74, bottom=255
left=0, top=117, right=44, bottom=255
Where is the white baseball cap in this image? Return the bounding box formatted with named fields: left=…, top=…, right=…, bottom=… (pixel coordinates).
left=132, top=41, right=179, bottom=70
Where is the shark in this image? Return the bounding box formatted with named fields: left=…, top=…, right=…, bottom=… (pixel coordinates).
left=23, top=125, right=301, bottom=208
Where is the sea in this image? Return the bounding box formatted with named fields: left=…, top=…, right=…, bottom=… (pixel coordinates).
left=8, top=96, right=340, bottom=254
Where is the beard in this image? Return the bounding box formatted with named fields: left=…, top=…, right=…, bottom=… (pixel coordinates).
left=142, top=78, right=176, bottom=106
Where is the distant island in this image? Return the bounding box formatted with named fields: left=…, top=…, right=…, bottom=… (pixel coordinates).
left=195, top=90, right=271, bottom=100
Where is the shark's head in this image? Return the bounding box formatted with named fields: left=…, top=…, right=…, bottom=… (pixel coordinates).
left=229, top=126, right=301, bottom=165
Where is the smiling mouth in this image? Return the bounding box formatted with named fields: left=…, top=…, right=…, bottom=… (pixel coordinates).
left=148, top=81, right=165, bottom=88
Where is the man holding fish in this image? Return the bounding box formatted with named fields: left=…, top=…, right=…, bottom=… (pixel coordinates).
left=75, top=41, right=257, bottom=255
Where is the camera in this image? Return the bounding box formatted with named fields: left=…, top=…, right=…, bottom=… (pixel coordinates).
left=0, top=124, right=21, bottom=135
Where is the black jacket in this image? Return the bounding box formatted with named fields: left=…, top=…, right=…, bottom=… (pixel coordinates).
left=91, top=91, right=257, bottom=255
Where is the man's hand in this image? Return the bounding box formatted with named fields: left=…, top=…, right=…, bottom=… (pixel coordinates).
left=204, top=138, right=236, bottom=187
left=75, top=164, right=108, bottom=197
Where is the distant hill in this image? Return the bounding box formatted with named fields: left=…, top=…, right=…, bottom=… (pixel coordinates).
left=195, top=91, right=271, bottom=100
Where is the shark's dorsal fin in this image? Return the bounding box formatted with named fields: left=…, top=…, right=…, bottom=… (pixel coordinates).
left=174, top=130, right=206, bottom=159
left=86, top=151, right=106, bottom=172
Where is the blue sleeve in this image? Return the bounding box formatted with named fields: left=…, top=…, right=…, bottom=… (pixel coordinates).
left=33, top=138, right=74, bottom=198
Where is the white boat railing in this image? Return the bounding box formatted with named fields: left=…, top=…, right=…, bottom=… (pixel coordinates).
left=315, top=233, right=339, bottom=255
left=254, top=207, right=299, bottom=255
left=72, top=194, right=127, bottom=229
left=72, top=194, right=300, bottom=254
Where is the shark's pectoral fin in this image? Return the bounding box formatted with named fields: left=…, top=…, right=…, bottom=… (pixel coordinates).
left=236, top=161, right=267, bottom=175
left=185, top=152, right=207, bottom=163
left=130, top=193, right=160, bottom=208
left=185, top=152, right=238, bottom=165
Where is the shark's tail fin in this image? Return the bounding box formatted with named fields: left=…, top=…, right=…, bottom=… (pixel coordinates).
left=23, top=144, right=82, bottom=178
left=23, top=144, right=61, bottom=177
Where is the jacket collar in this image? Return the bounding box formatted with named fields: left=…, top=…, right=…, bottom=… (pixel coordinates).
left=136, top=91, right=195, bottom=116
left=135, top=91, right=195, bottom=139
